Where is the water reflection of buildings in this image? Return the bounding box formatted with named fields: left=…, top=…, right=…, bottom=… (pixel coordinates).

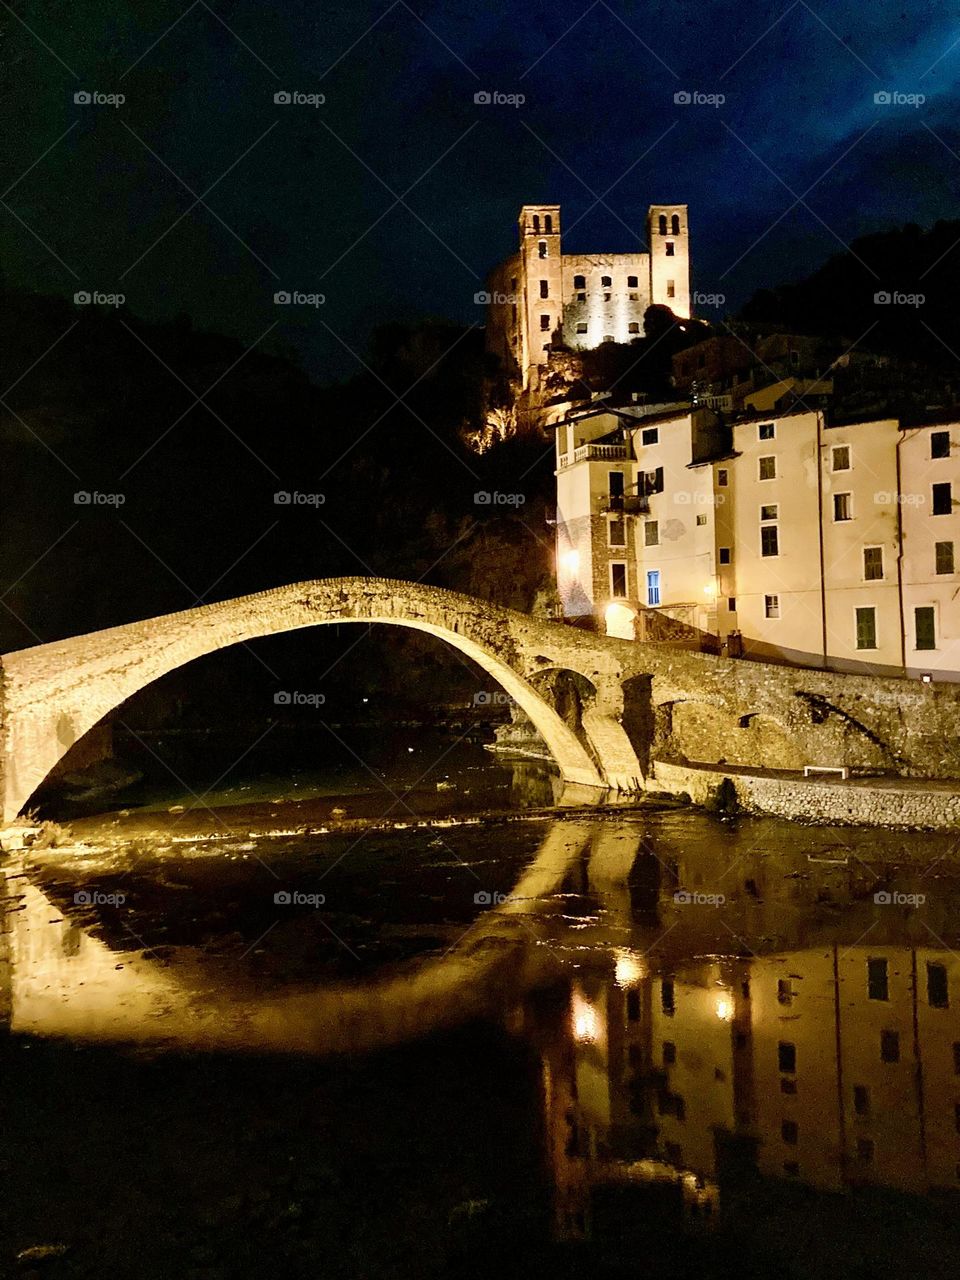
left=541, top=945, right=960, bottom=1240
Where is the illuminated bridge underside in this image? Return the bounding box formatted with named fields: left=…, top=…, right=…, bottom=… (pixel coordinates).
left=2, top=576, right=959, bottom=823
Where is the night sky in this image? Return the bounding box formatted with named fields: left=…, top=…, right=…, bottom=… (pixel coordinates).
left=3, top=0, right=959, bottom=378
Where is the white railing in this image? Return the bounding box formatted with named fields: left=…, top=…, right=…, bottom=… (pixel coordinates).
left=573, top=443, right=628, bottom=463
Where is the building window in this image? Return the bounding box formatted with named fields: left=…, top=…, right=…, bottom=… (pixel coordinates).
left=760, top=503, right=778, bottom=521
left=936, top=541, right=955, bottom=574
left=696, top=514, right=707, bottom=526
left=717, top=469, right=728, bottom=486
left=832, top=445, right=851, bottom=471
left=627, top=274, right=638, bottom=288
left=609, top=518, right=626, bottom=547
left=880, top=1030, right=900, bottom=1063
left=576, top=291, right=586, bottom=302
left=719, top=547, right=731, bottom=564
left=857, top=1139, right=874, bottom=1164
left=932, top=431, right=950, bottom=459
left=781, top=1120, right=799, bottom=1145
left=867, top=957, right=888, bottom=1001
left=663, top=1041, right=676, bottom=1065
left=954, top=1042, right=960, bottom=1074
left=834, top=492, right=852, bottom=521
left=628, top=322, right=640, bottom=334
left=665, top=242, right=675, bottom=257
left=539, top=279, right=549, bottom=298
left=658, top=214, right=667, bottom=235
left=928, top=961, right=949, bottom=1008
left=538, top=240, right=548, bottom=258
left=573, top=274, right=586, bottom=289
left=611, top=563, right=628, bottom=598
left=666, top=280, right=675, bottom=298
left=544, top=214, right=553, bottom=233
left=575, top=322, right=588, bottom=334
left=602, top=333, right=614, bottom=343
left=765, top=594, right=780, bottom=618
left=540, top=314, right=551, bottom=331
left=601, top=275, right=612, bottom=288
left=759, top=456, right=776, bottom=481
left=915, top=605, right=936, bottom=651
left=647, top=569, right=661, bottom=606
left=661, top=978, right=674, bottom=1014
left=532, top=214, right=540, bottom=232
left=759, top=422, right=775, bottom=440
left=778, top=1042, right=796, bottom=1073
left=641, top=427, right=659, bottom=445
left=761, top=526, right=779, bottom=557
left=608, top=471, right=624, bottom=508
left=728, top=598, right=736, bottom=611
left=778, top=978, right=793, bottom=1005
left=644, top=520, right=659, bottom=547
left=933, top=482, right=953, bottom=515
left=627, top=990, right=640, bottom=1021
left=671, top=213, right=680, bottom=235
left=853, top=1085, right=870, bottom=1115
left=863, top=546, right=884, bottom=581
left=856, top=606, right=877, bottom=650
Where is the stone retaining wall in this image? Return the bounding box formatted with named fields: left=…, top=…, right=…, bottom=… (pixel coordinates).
left=648, top=760, right=960, bottom=830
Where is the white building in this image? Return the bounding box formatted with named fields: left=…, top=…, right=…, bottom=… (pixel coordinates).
left=554, top=406, right=960, bottom=680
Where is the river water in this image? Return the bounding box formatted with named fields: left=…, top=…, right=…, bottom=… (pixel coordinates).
left=5, top=732, right=960, bottom=1278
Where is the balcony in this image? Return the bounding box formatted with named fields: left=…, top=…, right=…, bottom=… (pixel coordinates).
left=573, top=442, right=629, bottom=463
left=601, top=493, right=650, bottom=515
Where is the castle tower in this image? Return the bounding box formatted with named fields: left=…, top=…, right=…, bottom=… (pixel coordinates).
left=647, top=205, right=690, bottom=319
left=517, top=204, right=562, bottom=377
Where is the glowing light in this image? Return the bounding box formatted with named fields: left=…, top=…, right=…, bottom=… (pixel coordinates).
left=703, top=581, right=717, bottom=598
left=571, top=992, right=600, bottom=1043
left=715, top=996, right=733, bottom=1022
left=560, top=548, right=580, bottom=576
left=605, top=602, right=636, bottom=640
left=615, top=949, right=646, bottom=987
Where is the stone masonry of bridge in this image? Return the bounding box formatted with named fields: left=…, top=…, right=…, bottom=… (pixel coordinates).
left=2, top=577, right=960, bottom=824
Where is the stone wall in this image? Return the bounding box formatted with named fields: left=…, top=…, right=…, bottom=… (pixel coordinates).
left=649, top=761, right=960, bottom=830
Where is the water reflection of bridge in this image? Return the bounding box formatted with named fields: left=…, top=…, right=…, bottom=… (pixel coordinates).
left=4, top=815, right=960, bottom=1237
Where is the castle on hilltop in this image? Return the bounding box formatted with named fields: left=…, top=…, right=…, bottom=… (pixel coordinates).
left=485, top=203, right=691, bottom=388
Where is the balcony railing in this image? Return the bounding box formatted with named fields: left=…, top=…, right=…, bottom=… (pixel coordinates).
left=573, top=443, right=629, bottom=463
left=601, top=493, right=650, bottom=515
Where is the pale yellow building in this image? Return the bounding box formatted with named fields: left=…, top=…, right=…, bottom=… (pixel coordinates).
left=553, top=403, right=960, bottom=679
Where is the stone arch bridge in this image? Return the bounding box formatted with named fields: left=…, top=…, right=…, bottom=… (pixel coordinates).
left=2, top=577, right=959, bottom=823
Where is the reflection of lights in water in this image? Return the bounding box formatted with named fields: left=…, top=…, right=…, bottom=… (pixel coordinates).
left=560, top=548, right=580, bottom=576
left=715, top=996, right=733, bottom=1021
left=604, top=602, right=636, bottom=640
left=572, top=991, right=600, bottom=1043
left=614, top=949, right=645, bottom=987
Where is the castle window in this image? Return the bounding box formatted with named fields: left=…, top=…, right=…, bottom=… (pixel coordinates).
left=576, top=292, right=586, bottom=303
left=671, top=213, right=680, bottom=235
left=575, top=322, right=587, bottom=334
left=936, top=541, right=954, bottom=574
left=667, top=280, right=675, bottom=298
left=627, top=275, right=638, bottom=288
left=610, top=562, right=628, bottom=598
left=628, top=322, right=640, bottom=334
left=539, top=279, right=549, bottom=298
left=609, top=518, right=626, bottom=547
left=601, top=275, right=612, bottom=288
left=532, top=214, right=540, bottom=232
left=573, top=274, right=586, bottom=289
left=880, top=1029, right=899, bottom=1062
left=665, top=242, right=675, bottom=257
left=540, top=314, right=551, bottom=331
left=544, top=214, right=553, bottom=233
left=538, top=240, right=547, bottom=259
left=658, top=214, right=667, bottom=235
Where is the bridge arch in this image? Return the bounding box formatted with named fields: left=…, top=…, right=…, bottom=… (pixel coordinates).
left=0, top=578, right=611, bottom=822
